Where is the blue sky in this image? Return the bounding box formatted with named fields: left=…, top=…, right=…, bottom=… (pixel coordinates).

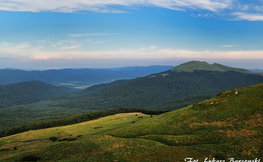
left=0, top=0, right=263, bottom=69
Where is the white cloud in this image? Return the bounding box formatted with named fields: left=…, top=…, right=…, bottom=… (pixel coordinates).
left=0, top=41, right=34, bottom=58
left=0, top=0, right=233, bottom=13
left=3, top=0, right=263, bottom=21
left=231, top=12, right=263, bottom=21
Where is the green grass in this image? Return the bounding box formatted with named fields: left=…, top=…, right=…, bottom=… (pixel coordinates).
left=1, top=83, right=263, bottom=161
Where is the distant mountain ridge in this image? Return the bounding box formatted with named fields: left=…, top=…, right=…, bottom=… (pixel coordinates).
left=0, top=81, right=73, bottom=108
left=0, top=65, right=173, bottom=88
left=171, top=61, right=251, bottom=73
left=249, top=69, right=263, bottom=72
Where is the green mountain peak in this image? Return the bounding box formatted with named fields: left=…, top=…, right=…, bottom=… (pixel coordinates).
left=171, top=60, right=251, bottom=73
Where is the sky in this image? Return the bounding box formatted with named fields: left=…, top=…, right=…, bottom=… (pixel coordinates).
left=0, top=0, right=263, bottom=69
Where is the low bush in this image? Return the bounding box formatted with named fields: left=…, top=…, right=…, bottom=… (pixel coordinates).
left=20, top=155, right=41, bottom=161
left=49, top=137, right=58, bottom=142
left=94, top=126, right=103, bottom=129
left=67, top=138, right=77, bottom=141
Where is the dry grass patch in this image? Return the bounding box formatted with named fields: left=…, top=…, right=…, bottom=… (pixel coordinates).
left=189, top=121, right=232, bottom=128
left=244, top=113, right=263, bottom=128
left=161, top=73, right=169, bottom=77
left=217, top=129, right=258, bottom=137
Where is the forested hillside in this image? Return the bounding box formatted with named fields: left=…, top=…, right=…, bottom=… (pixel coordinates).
left=79, top=79, right=129, bottom=94
left=0, top=81, right=73, bottom=108
left=42, top=69, right=263, bottom=110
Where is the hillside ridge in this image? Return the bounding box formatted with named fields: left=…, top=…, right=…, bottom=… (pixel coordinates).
left=171, top=61, right=251, bottom=73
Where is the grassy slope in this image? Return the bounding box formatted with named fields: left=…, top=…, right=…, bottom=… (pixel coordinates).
left=171, top=61, right=251, bottom=73
left=171, top=61, right=222, bottom=72
left=0, top=83, right=263, bottom=161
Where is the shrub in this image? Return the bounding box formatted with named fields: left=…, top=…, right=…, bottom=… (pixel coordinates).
left=20, top=155, right=41, bottom=161
left=49, top=137, right=58, bottom=142
left=67, top=138, right=77, bottom=141
left=213, top=152, right=226, bottom=160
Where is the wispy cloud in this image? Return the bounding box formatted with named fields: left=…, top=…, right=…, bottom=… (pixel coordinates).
left=231, top=12, right=263, bottom=21
left=190, top=13, right=215, bottom=18
left=0, top=41, right=33, bottom=58
left=149, top=46, right=157, bottom=50
left=90, top=40, right=109, bottom=44
left=221, top=45, right=239, bottom=47
left=2, top=0, right=263, bottom=21
left=1, top=41, right=263, bottom=60
left=57, top=45, right=79, bottom=51
left=68, top=33, right=109, bottom=37
left=29, top=49, right=263, bottom=60
left=0, top=0, right=233, bottom=13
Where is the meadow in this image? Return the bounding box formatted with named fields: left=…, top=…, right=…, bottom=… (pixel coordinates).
left=0, top=83, right=262, bottom=161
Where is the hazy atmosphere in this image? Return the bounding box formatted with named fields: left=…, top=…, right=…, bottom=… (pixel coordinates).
left=1, top=0, right=263, bottom=69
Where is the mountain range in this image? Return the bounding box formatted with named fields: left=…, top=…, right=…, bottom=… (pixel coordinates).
left=0, top=65, right=173, bottom=88
left=0, top=61, right=263, bottom=130
left=38, top=61, right=263, bottom=110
